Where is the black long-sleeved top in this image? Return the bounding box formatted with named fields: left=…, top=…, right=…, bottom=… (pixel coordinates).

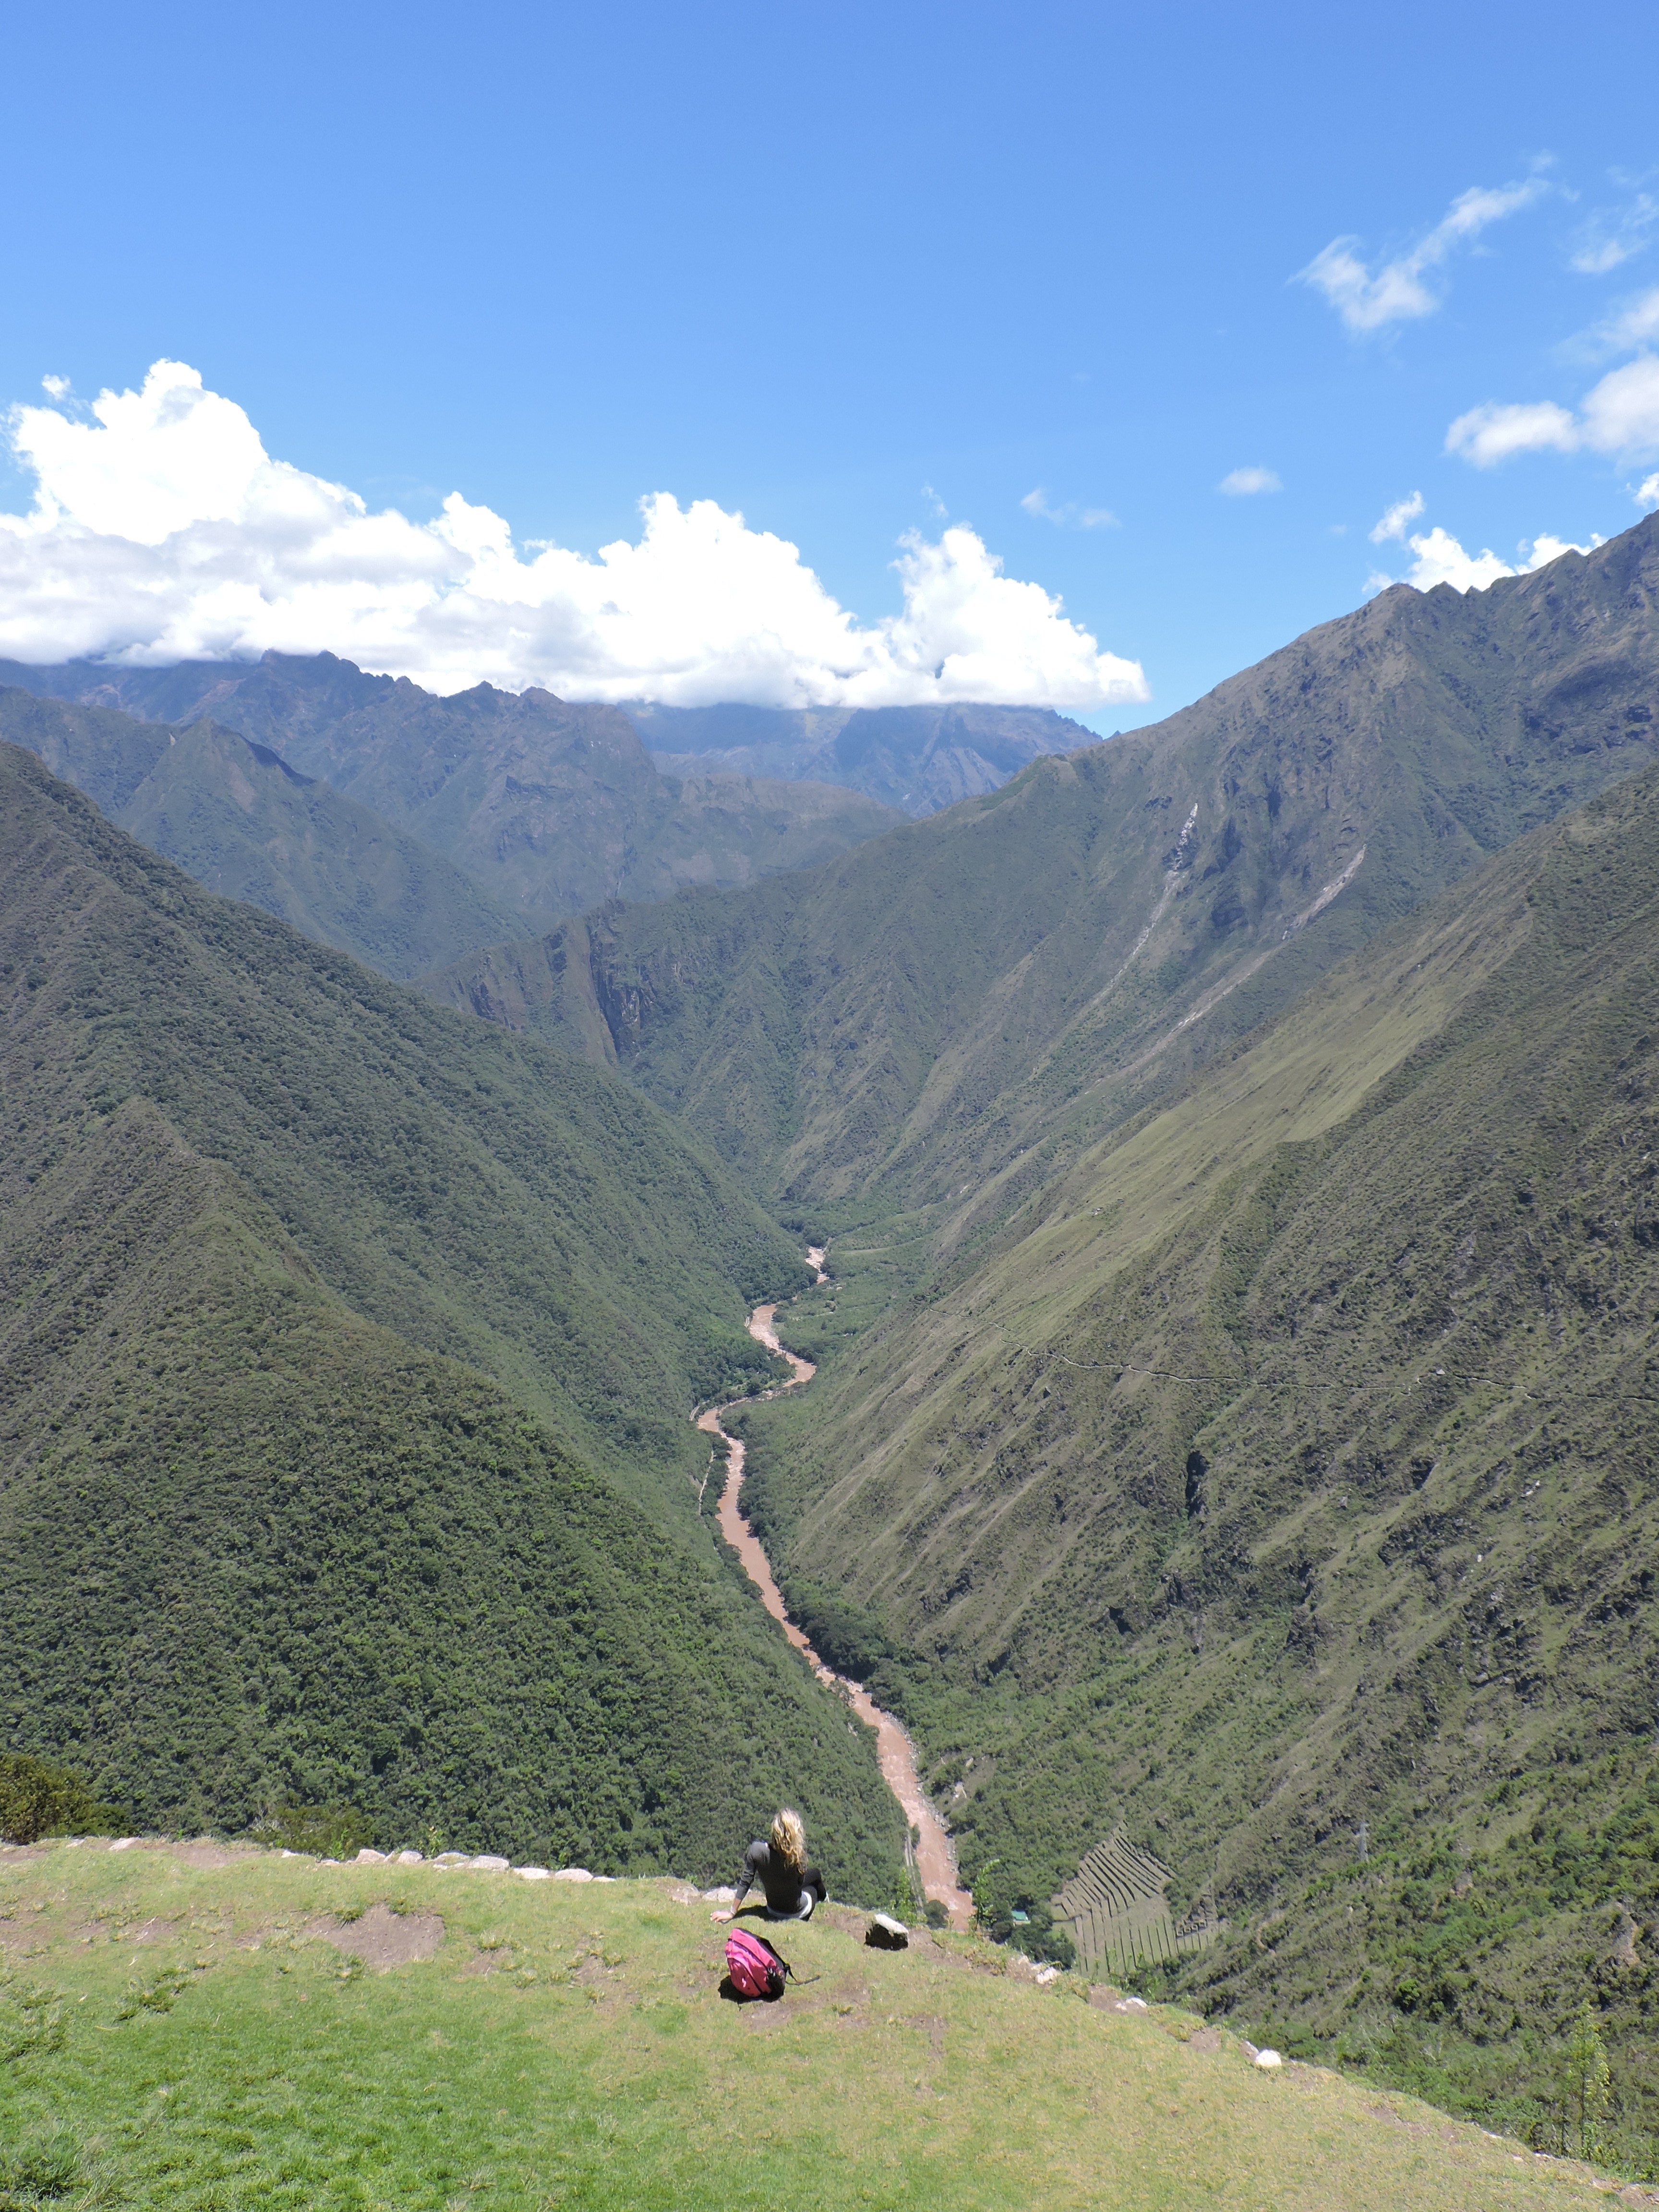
left=732, top=1839, right=827, bottom=1913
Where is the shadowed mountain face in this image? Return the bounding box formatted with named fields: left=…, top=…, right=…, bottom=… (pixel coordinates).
left=426, top=519, right=1659, bottom=1219
left=0, top=687, right=519, bottom=979
left=0, top=745, right=903, bottom=1885
left=626, top=700, right=1096, bottom=816
left=0, top=652, right=908, bottom=923
left=0, top=740, right=809, bottom=1507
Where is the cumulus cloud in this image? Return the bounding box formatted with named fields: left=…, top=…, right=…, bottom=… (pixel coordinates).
left=1371, top=520, right=1599, bottom=595
left=1447, top=356, right=1659, bottom=466
left=1369, top=491, right=1425, bottom=543
left=1299, top=176, right=1548, bottom=334
left=1637, top=471, right=1659, bottom=510
left=0, top=360, right=1149, bottom=710
left=1217, top=467, right=1281, bottom=496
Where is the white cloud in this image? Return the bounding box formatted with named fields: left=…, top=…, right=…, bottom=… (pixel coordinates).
left=1636, top=471, right=1659, bottom=510
left=1374, top=523, right=1599, bottom=594
left=1569, top=193, right=1658, bottom=275
left=0, top=360, right=1149, bottom=710
left=1299, top=176, right=1548, bottom=333
left=1369, top=491, right=1425, bottom=543
left=1447, top=356, right=1659, bottom=466
left=1020, top=485, right=1118, bottom=529
left=1444, top=399, right=1582, bottom=466
left=1217, top=466, right=1281, bottom=496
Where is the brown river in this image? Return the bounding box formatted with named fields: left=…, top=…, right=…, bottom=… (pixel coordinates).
left=697, top=1248, right=975, bottom=1929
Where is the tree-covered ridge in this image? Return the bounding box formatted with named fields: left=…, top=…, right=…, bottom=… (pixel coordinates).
left=0, top=653, right=909, bottom=926
left=0, top=742, right=806, bottom=1512
left=0, top=686, right=522, bottom=981
left=0, top=1093, right=902, bottom=1892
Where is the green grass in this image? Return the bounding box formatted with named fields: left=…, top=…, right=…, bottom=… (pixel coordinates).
left=0, top=1840, right=1629, bottom=2212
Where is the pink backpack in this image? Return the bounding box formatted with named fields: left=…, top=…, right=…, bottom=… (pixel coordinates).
left=724, top=1927, right=789, bottom=1999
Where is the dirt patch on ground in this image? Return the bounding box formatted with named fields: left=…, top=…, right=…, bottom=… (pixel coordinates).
left=118, top=1916, right=178, bottom=1945
left=308, top=1903, right=445, bottom=1969
left=1183, top=2026, right=1223, bottom=2054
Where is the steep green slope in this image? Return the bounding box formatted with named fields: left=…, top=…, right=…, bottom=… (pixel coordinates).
left=0, top=1100, right=901, bottom=1887
left=0, top=652, right=909, bottom=922
left=733, top=757, right=1659, bottom=2145
left=0, top=743, right=805, bottom=1514
left=0, top=686, right=520, bottom=978
left=426, top=517, right=1659, bottom=1221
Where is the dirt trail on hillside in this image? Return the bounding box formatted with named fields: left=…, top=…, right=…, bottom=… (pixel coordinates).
left=699, top=1247, right=975, bottom=1930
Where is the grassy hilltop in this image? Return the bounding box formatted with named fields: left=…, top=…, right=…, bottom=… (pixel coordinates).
left=0, top=1837, right=1635, bottom=2212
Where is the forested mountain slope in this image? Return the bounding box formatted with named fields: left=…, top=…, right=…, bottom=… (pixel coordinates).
left=0, top=743, right=805, bottom=1507
left=736, top=756, right=1659, bottom=2141
left=0, top=651, right=907, bottom=922
left=0, top=743, right=902, bottom=1883
left=0, top=686, right=520, bottom=978
left=427, top=517, right=1659, bottom=1223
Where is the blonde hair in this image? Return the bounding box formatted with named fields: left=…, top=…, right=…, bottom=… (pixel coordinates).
left=769, top=1808, right=807, bottom=1875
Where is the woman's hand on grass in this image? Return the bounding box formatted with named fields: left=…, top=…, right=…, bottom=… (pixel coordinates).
left=710, top=1908, right=733, bottom=1923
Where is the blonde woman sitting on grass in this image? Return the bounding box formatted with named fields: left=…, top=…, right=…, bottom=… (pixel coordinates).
left=710, top=1809, right=827, bottom=1923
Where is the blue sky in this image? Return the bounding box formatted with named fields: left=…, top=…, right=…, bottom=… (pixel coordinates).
left=3, top=0, right=1657, bottom=726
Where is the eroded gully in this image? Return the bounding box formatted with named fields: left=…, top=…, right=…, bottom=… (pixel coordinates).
left=697, top=1248, right=975, bottom=1930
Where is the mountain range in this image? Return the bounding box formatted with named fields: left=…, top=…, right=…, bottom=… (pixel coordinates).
left=626, top=698, right=1096, bottom=816
left=425, top=512, right=1659, bottom=2150
left=6, top=512, right=1659, bottom=2159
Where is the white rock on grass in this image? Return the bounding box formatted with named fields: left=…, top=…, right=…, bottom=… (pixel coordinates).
left=1113, top=1996, right=1150, bottom=2013
left=1254, top=2048, right=1284, bottom=2070
left=702, top=1886, right=736, bottom=1902
left=553, top=1868, right=594, bottom=1883
left=396, top=1850, right=423, bottom=1865
left=1034, top=1965, right=1061, bottom=1986
left=355, top=1848, right=388, bottom=1863
left=517, top=1866, right=552, bottom=1881
left=108, top=1838, right=139, bottom=1851
left=469, top=1855, right=511, bottom=1872
left=432, top=1852, right=471, bottom=1866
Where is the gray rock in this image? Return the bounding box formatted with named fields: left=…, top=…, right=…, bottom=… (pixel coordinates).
left=354, top=1847, right=388, bottom=1863
left=866, top=1912, right=910, bottom=1950
left=396, top=1849, right=424, bottom=1865
left=469, top=1855, right=511, bottom=1872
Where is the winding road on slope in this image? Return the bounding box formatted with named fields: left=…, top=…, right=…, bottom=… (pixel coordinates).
left=698, top=1249, right=975, bottom=1930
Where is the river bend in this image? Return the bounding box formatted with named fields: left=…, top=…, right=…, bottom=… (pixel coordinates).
left=698, top=1250, right=974, bottom=1929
